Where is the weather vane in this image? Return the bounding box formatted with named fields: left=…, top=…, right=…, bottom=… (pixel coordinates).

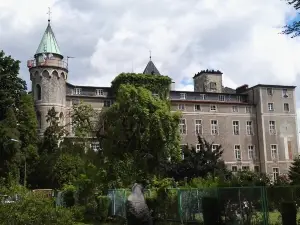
left=149, top=50, right=152, bottom=60
left=47, top=7, right=52, bottom=23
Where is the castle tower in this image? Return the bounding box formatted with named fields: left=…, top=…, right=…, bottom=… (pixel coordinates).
left=193, top=70, right=223, bottom=92
left=28, top=17, right=68, bottom=134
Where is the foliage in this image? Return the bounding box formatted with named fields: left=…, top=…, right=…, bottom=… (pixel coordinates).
left=282, top=0, right=300, bottom=37
left=96, top=196, right=111, bottom=221
left=288, top=156, right=300, bottom=185
left=0, top=192, right=75, bottom=225
left=281, top=202, right=297, bottom=225
left=111, top=73, right=172, bottom=99
left=164, top=135, right=226, bottom=181
left=188, top=176, right=220, bottom=188
left=227, top=170, right=271, bottom=187
left=100, top=84, right=181, bottom=184
left=0, top=50, right=26, bottom=120
left=202, top=197, right=222, bottom=225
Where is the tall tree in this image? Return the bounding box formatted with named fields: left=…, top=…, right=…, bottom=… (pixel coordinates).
left=282, top=0, right=300, bottom=37
left=288, top=156, right=300, bottom=184
left=0, top=50, right=26, bottom=120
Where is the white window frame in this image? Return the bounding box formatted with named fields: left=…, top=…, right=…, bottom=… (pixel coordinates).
left=267, top=88, right=273, bottom=96
left=237, top=96, right=241, bottom=102
left=283, top=103, right=290, bottom=112
left=211, top=120, right=218, bottom=135
left=248, top=145, right=255, bottom=160
left=272, top=167, right=279, bottom=182
left=218, top=95, right=225, bottom=102
left=194, top=104, right=201, bottom=111
left=200, top=94, right=206, bottom=100
left=91, top=142, right=100, bottom=151
left=210, top=82, right=217, bottom=90
left=74, top=88, right=81, bottom=95
left=180, top=144, right=187, bottom=159
left=246, top=121, right=253, bottom=135
left=269, top=121, right=276, bottom=135
left=180, top=93, right=186, bottom=100
left=231, top=166, right=238, bottom=172
left=268, top=102, right=274, bottom=111
left=234, top=145, right=241, bottom=160
left=179, top=118, right=187, bottom=135
left=212, top=144, right=219, bottom=151
left=104, top=100, right=111, bottom=107
left=96, top=89, right=104, bottom=96
left=233, top=121, right=240, bottom=135
left=242, top=166, right=250, bottom=171
left=232, top=105, right=238, bottom=112
left=282, top=89, right=288, bottom=98
left=210, top=105, right=217, bottom=112
left=195, top=119, right=202, bottom=135
left=196, top=144, right=201, bottom=152
left=178, top=104, right=185, bottom=111
left=245, top=106, right=251, bottom=113
left=271, top=144, right=278, bottom=159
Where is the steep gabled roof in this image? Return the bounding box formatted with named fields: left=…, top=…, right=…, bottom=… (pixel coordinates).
left=143, top=60, right=161, bottom=75
left=35, top=22, right=61, bottom=56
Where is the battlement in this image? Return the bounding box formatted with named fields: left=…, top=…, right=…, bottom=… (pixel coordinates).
left=27, top=58, right=68, bottom=71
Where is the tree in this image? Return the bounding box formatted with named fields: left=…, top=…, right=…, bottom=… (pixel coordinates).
left=288, top=156, right=300, bottom=184
left=0, top=50, right=26, bottom=120
left=282, top=0, right=300, bottom=37
left=100, top=77, right=181, bottom=184
left=164, top=135, right=226, bottom=181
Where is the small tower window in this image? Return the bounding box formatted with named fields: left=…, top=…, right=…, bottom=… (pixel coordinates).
left=36, top=111, right=42, bottom=129
left=36, top=84, right=41, bottom=100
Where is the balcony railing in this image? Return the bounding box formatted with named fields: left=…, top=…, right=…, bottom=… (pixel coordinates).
left=27, top=59, right=68, bottom=70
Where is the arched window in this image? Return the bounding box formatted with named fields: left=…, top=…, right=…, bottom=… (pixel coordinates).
left=36, top=111, right=42, bottom=129
left=36, top=84, right=41, bottom=100
left=59, top=112, right=64, bottom=125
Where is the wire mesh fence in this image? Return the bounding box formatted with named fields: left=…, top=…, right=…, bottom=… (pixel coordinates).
left=108, top=186, right=300, bottom=225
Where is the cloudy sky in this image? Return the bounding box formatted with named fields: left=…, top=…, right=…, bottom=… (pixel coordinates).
left=0, top=0, right=300, bottom=131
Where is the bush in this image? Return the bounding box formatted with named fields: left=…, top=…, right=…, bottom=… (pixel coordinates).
left=0, top=192, right=75, bottom=225
left=202, top=197, right=221, bottom=225
left=281, top=201, right=296, bottom=225
left=62, top=184, right=77, bottom=207
left=97, top=195, right=111, bottom=221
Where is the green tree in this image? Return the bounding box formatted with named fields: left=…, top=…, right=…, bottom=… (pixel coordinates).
left=0, top=50, right=26, bottom=120
left=100, top=82, right=181, bottom=184
left=288, top=156, right=300, bottom=184
left=282, top=0, right=300, bottom=37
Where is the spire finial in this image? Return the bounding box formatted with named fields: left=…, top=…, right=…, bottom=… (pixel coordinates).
left=149, top=50, right=152, bottom=61
left=47, top=7, right=52, bottom=23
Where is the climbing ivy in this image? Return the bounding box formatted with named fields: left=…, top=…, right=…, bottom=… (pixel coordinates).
left=111, top=73, right=172, bottom=99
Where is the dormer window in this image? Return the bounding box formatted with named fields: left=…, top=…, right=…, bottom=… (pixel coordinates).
left=96, top=89, right=104, bottom=96
left=282, top=89, right=288, bottom=98
left=74, top=88, right=81, bottom=95
left=267, top=88, right=273, bottom=96
left=210, top=82, right=217, bottom=90
left=180, top=93, right=186, bottom=99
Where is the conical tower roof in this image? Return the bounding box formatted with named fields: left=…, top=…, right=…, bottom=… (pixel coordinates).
left=35, top=22, right=61, bottom=56
left=143, top=59, right=161, bottom=75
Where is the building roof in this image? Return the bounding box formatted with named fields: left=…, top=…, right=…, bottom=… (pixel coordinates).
left=35, top=22, right=61, bottom=56
left=143, top=60, right=161, bottom=75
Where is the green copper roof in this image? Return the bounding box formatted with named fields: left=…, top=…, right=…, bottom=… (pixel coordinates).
left=36, top=22, right=61, bottom=55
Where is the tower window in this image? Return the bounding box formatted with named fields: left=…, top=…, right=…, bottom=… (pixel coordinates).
left=36, top=111, right=42, bottom=129
left=210, top=82, right=217, bottom=90
left=36, top=84, right=41, bottom=100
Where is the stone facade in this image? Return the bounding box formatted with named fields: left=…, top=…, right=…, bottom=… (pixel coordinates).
left=28, top=21, right=299, bottom=181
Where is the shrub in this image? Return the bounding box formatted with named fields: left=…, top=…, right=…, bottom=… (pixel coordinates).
left=281, top=201, right=296, bottom=225
left=62, top=184, right=77, bottom=207
left=96, top=195, right=111, bottom=221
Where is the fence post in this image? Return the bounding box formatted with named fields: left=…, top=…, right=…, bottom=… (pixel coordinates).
left=113, top=189, right=116, bottom=215
left=261, top=186, right=269, bottom=225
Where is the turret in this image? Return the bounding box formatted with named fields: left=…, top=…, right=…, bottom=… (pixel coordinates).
left=28, top=17, right=68, bottom=134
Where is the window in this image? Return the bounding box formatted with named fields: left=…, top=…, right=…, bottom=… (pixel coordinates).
left=180, top=93, right=186, bottom=99
left=268, top=103, right=274, bottom=111
left=179, top=119, right=187, bottom=134
left=180, top=145, right=187, bottom=159
left=248, top=145, right=255, bottom=160
left=233, top=121, right=240, bottom=135
left=74, top=88, right=81, bottom=95
left=96, top=89, right=104, bottom=96
left=210, top=82, right=217, bottom=90
left=210, top=105, right=217, bottom=111
left=282, top=89, right=288, bottom=98
left=219, top=95, right=225, bottom=101
left=234, top=145, right=241, bottom=160
left=36, top=111, right=41, bottom=129
left=284, top=103, right=289, bottom=112
left=237, top=96, right=241, bottom=102
left=104, top=100, right=111, bottom=107
left=195, top=119, right=202, bottom=135
left=245, top=106, right=251, bottom=113
left=178, top=104, right=185, bottom=111
left=254, top=166, right=260, bottom=172
left=196, top=144, right=201, bottom=152
left=246, top=121, right=253, bottom=135
left=271, top=144, right=278, bottom=159
left=212, top=144, right=219, bottom=151
left=232, top=106, right=238, bottom=112
left=242, top=166, right=250, bottom=171
left=232, top=166, right=238, bottom=172
left=272, top=168, right=279, bottom=181
left=267, top=88, right=273, bottom=96
left=200, top=94, right=206, bottom=100
left=91, top=142, right=100, bottom=151
left=194, top=104, right=201, bottom=111
left=211, top=120, right=218, bottom=135
left=269, top=121, right=276, bottom=134
left=36, top=84, right=41, bottom=100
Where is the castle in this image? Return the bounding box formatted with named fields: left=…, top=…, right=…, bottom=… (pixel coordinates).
left=28, top=19, right=299, bottom=180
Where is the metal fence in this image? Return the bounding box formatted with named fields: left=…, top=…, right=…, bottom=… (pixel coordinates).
left=108, top=186, right=300, bottom=225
